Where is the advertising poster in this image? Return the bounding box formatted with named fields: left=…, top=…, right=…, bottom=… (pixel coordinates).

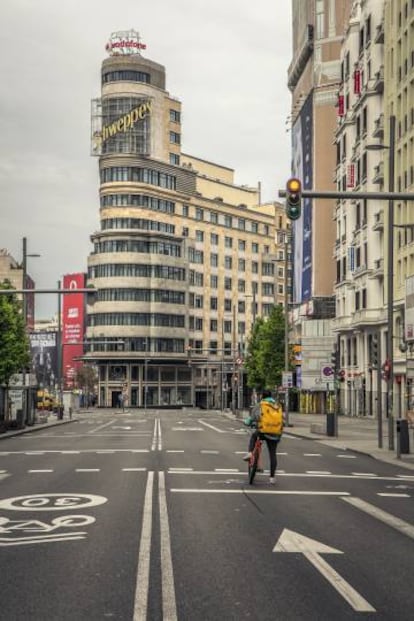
left=62, top=273, right=86, bottom=389
left=30, top=332, right=58, bottom=389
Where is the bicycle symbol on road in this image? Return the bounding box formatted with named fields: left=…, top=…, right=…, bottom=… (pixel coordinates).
left=0, top=493, right=107, bottom=547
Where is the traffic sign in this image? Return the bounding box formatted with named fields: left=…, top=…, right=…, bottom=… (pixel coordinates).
left=282, top=372, right=293, bottom=388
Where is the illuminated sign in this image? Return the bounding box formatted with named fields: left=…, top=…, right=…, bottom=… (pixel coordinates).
left=106, top=30, right=146, bottom=55
left=92, top=100, right=152, bottom=153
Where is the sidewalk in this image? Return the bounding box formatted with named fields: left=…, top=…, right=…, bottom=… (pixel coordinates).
left=285, top=412, right=414, bottom=471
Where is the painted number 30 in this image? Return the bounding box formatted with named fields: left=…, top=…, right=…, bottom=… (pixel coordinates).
left=0, top=494, right=108, bottom=512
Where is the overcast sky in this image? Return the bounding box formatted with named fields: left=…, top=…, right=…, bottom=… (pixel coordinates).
left=0, top=0, right=292, bottom=318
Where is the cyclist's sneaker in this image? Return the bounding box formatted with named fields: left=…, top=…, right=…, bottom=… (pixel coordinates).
left=269, top=477, right=276, bottom=484
left=242, top=452, right=252, bottom=461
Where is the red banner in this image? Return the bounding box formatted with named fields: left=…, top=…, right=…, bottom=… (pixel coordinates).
left=62, top=273, right=86, bottom=389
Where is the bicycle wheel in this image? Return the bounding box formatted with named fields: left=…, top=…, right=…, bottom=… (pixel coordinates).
left=248, top=451, right=259, bottom=485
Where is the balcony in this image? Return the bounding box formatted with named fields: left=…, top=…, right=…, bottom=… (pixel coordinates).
left=352, top=263, right=371, bottom=278
left=372, top=113, right=384, bottom=138
left=372, top=161, right=384, bottom=184
left=373, top=65, right=384, bottom=93
left=372, top=211, right=384, bottom=231
left=351, top=307, right=386, bottom=328
left=369, top=258, right=384, bottom=279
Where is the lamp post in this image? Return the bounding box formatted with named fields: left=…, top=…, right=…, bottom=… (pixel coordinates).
left=366, top=115, right=396, bottom=450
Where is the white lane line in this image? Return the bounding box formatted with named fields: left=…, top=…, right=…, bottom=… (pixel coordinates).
left=171, top=489, right=350, bottom=496
left=28, top=469, right=53, bottom=473
left=342, top=496, right=414, bottom=540
left=397, top=474, right=414, bottom=479
left=96, top=450, right=115, bottom=454
left=337, top=454, right=357, bottom=459
left=201, top=450, right=219, bottom=454
left=24, top=452, right=45, bottom=455
left=87, top=419, right=116, bottom=434
left=133, top=471, right=154, bottom=621
left=304, top=453, right=322, bottom=457
left=151, top=419, right=158, bottom=451
left=165, top=470, right=414, bottom=481
left=306, top=471, right=331, bottom=475
left=158, top=472, right=178, bottom=620
left=351, top=472, right=376, bottom=477
left=158, top=418, right=162, bottom=451
left=75, top=469, right=100, bottom=472
left=61, top=451, right=80, bottom=454
left=214, top=468, right=240, bottom=472
left=166, top=450, right=184, bottom=453
left=122, top=468, right=147, bottom=472
left=198, top=419, right=225, bottom=433
left=377, top=493, right=410, bottom=498
left=172, top=427, right=203, bottom=431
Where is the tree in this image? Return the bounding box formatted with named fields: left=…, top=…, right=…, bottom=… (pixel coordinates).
left=75, top=365, right=97, bottom=406
left=244, top=305, right=286, bottom=391
left=0, top=281, right=30, bottom=420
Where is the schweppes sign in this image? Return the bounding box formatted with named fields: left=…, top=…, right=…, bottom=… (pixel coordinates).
left=100, top=100, right=152, bottom=143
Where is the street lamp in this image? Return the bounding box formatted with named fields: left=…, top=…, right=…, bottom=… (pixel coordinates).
left=21, top=237, right=41, bottom=329
left=366, top=115, right=395, bottom=450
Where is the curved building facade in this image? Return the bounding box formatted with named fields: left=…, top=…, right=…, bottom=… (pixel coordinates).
left=85, top=31, right=287, bottom=409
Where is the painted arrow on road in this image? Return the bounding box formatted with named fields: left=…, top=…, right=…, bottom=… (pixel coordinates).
left=273, top=529, right=375, bottom=612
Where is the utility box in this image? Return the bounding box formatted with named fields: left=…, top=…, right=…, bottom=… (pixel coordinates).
left=396, top=419, right=410, bottom=454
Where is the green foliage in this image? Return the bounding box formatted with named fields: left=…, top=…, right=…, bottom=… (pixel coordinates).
left=244, top=305, right=286, bottom=391
left=75, top=365, right=97, bottom=392
left=0, top=281, right=30, bottom=387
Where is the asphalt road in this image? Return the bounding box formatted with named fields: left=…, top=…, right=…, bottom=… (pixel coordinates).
left=0, top=409, right=413, bottom=620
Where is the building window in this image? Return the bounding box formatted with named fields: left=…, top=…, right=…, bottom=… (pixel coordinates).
left=225, top=236, right=233, bottom=248
left=210, top=319, right=218, bottom=332
left=263, top=224, right=269, bottom=235
left=238, top=259, right=246, bottom=271
left=224, top=320, right=232, bottom=333
left=224, top=215, right=232, bottom=228
left=238, top=279, right=245, bottom=292
left=224, top=299, right=232, bottom=312
left=210, top=233, right=218, bottom=245
left=225, top=256, right=232, bottom=269
left=210, top=211, right=218, bottom=224
left=252, top=242, right=259, bottom=253
left=251, top=222, right=258, bottom=233
left=169, top=131, right=181, bottom=144
left=196, top=230, right=204, bottom=242
left=182, top=204, right=189, bottom=217
left=210, top=297, right=218, bottom=310
left=210, top=275, right=218, bottom=288
left=238, top=300, right=245, bottom=313
left=224, top=277, right=232, bottom=290
left=169, top=153, right=180, bottom=165
left=210, top=253, right=218, bottom=267
left=238, top=218, right=246, bottom=231
left=238, top=239, right=246, bottom=251
left=195, top=208, right=204, bottom=221
left=170, top=109, right=181, bottom=123
left=252, top=261, right=258, bottom=274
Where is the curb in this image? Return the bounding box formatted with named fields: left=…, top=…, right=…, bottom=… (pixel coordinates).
left=0, top=418, right=78, bottom=440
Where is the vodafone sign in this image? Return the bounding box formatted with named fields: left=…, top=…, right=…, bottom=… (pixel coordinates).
left=106, top=30, right=146, bottom=55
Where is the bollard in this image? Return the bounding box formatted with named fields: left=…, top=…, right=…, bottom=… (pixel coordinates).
left=326, top=413, right=335, bottom=437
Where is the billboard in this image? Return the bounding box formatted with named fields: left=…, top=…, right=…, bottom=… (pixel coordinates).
left=292, top=92, right=313, bottom=304
left=62, top=273, right=86, bottom=389
left=30, top=332, right=58, bottom=389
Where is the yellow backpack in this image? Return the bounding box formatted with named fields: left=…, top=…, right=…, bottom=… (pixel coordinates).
left=257, top=401, right=283, bottom=435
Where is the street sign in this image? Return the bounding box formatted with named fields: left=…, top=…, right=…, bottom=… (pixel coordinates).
left=282, top=372, right=293, bottom=388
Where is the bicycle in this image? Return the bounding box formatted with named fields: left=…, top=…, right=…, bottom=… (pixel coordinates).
left=247, top=433, right=264, bottom=485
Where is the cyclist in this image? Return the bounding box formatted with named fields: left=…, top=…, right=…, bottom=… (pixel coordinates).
left=243, top=390, right=284, bottom=484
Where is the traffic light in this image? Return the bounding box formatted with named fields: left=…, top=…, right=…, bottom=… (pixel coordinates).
left=286, top=177, right=302, bottom=221
left=330, top=349, right=339, bottom=373
left=370, top=334, right=379, bottom=367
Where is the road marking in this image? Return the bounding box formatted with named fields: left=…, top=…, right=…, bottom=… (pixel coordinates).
left=201, top=450, right=219, bottom=454
left=273, top=529, right=375, bottom=612
left=166, top=470, right=413, bottom=481
left=151, top=419, right=162, bottom=451
left=214, top=468, right=239, bottom=472
left=87, top=419, right=117, bottom=433
left=122, top=468, right=147, bottom=472
left=75, top=469, right=100, bottom=472
left=351, top=472, right=376, bottom=477
left=28, top=470, right=53, bottom=473
left=172, top=427, right=203, bottom=431
left=377, top=493, right=410, bottom=498
left=306, top=471, right=331, bottom=475
left=171, top=489, right=350, bottom=496
left=24, top=451, right=45, bottom=455
left=96, top=450, right=115, bottom=454
left=166, top=450, right=184, bottom=453
left=397, top=474, right=414, bottom=479
left=337, top=454, right=357, bottom=459
left=158, top=418, right=162, bottom=451
left=198, top=420, right=225, bottom=433
left=169, top=468, right=194, bottom=472
left=133, top=471, right=154, bottom=621
left=304, top=453, right=322, bottom=457
left=342, top=496, right=414, bottom=540
left=158, top=472, right=178, bottom=621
